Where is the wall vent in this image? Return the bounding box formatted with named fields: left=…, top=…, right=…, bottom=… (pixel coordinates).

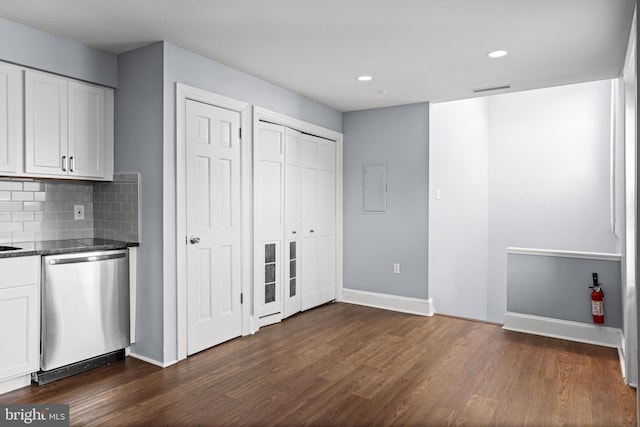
left=473, top=85, right=511, bottom=93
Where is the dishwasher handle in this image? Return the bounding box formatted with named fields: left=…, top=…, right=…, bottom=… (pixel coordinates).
left=48, top=252, right=127, bottom=265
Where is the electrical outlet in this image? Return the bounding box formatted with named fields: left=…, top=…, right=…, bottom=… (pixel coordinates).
left=393, top=263, right=400, bottom=274
left=74, top=204, right=84, bottom=220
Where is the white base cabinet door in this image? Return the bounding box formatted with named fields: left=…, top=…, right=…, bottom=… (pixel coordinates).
left=0, top=256, right=40, bottom=386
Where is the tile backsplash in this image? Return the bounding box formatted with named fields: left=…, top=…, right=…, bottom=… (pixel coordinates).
left=94, top=173, right=139, bottom=242
left=0, top=173, right=139, bottom=244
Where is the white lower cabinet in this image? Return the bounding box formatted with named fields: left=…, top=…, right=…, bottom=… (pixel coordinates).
left=0, top=256, right=40, bottom=394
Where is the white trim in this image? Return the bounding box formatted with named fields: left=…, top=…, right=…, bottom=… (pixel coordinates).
left=176, top=83, right=252, bottom=362
left=0, top=374, right=31, bottom=395
left=128, top=246, right=137, bottom=344
left=253, top=106, right=343, bottom=142
left=341, top=288, right=434, bottom=317
left=503, top=312, right=622, bottom=348
left=249, top=316, right=258, bottom=335
left=128, top=352, right=178, bottom=369
left=257, top=313, right=282, bottom=328
left=506, top=247, right=621, bottom=261
left=622, top=5, right=638, bottom=389
left=336, top=134, right=344, bottom=303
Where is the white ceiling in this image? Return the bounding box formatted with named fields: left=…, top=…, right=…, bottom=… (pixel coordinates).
left=0, top=0, right=635, bottom=111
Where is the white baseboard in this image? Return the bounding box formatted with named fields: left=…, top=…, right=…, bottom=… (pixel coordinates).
left=341, top=288, right=433, bottom=316
left=0, top=374, right=31, bottom=395
left=503, top=312, right=622, bottom=349
left=128, top=352, right=177, bottom=368
left=248, top=316, right=258, bottom=335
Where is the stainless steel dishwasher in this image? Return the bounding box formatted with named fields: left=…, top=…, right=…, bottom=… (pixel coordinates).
left=37, top=249, right=130, bottom=384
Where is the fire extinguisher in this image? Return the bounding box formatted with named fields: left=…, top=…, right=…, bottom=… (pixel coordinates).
left=590, top=272, right=604, bottom=324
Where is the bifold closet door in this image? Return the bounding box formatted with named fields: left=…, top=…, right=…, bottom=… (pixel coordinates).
left=317, top=139, right=337, bottom=304
left=255, top=121, right=337, bottom=321
left=299, top=134, right=320, bottom=311
left=283, top=128, right=302, bottom=318
left=254, top=121, right=285, bottom=325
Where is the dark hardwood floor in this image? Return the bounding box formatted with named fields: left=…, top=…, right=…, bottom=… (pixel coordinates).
left=1, top=303, right=636, bottom=426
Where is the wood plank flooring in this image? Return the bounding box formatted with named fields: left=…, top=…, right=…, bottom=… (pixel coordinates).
left=0, top=303, right=636, bottom=426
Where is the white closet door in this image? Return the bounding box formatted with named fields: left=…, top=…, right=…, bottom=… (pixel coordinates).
left=254, top=122, right=285, bottom=325
left=284, top=128, right=302, bottom=318
left=318, top=139, right=336, bottom=303
left=300, top=135, right=320, bottom=310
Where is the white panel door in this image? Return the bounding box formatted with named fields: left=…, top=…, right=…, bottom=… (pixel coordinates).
left=254, top=122, right=285, bottom=324
left=284, top=128, right=302, bottom=318
left=300, top=135, right=320, bottom=310
left=25, top=70, right=68, bottom=176
left=186, top=99, right=242, bottom=355
left=0, top=62, right=21, bottom=175
left=68, top=80, right=105, bottom=178
left=318, top=140, right=336, bottom=303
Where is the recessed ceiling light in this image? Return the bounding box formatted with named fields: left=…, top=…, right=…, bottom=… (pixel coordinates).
left=487, top=50, right=508, bottom=58
left=357, top=75, right=373, bottom=82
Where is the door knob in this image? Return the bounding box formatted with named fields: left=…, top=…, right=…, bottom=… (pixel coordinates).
left=189, top=236, right=201, bottom=244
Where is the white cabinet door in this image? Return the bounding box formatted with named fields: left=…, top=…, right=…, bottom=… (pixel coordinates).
left=68, top=80, right=105, bottom=178
left=254, top=122, right=285, bottom=325
left=0, top=256, right=40, bottom=381
left=25, top=70, right=68, bottom=176
left=0, top=62, right=22, bottom=175
left=24, top=69, right=112, bottom=180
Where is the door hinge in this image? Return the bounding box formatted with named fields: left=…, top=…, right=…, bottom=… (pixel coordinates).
left=239, top=128, right=242, bottom=139
left=240, top=293, right=244, bottom=304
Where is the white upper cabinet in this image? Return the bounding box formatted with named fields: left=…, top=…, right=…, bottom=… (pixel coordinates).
left=24, top=69, right=113, bottom=181
left=0, top=62, right=22, bottom=175
left=25, top=70, right=68, bottom=176
left=68, top=80, right=106, bottom=178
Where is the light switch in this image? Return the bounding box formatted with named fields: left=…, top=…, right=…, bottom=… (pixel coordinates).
left=393, top=263, right=400, bottom=274
left=436, top=189, right=441, bottom=200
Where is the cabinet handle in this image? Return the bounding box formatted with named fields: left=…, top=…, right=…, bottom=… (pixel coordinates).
left=62, top=156, right=67, bottom=172
left=69, top=156, right=75, bottom=172
left=310, top=229, right=315, bottom=233
left=292, top=231, right=297, bottom=234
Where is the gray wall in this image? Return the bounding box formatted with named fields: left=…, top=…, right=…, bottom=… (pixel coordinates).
left=113, top=41, right=343, bottom=363
left=343, top=103, right=429, bottom=300
left=161, top=42, right=342, bottom=362
left=114, top=42, right=165, bottom=362
left=488, top=80, right=618, bottom=322
left=507, top=254, right=622, bottom=328
left=429, top=98, right=489, bottom=319
left=0, top=17, right=117, bottom=87
left=428, top=80, right=620, bottom=324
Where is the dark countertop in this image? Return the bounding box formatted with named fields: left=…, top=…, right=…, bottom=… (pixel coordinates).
left=0, top=238, right=139, bottom=259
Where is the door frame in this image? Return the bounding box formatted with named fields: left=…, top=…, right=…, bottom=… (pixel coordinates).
left=252, top=106, right=344, bottom=330
left=176, top=83, right=251, bottom=361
